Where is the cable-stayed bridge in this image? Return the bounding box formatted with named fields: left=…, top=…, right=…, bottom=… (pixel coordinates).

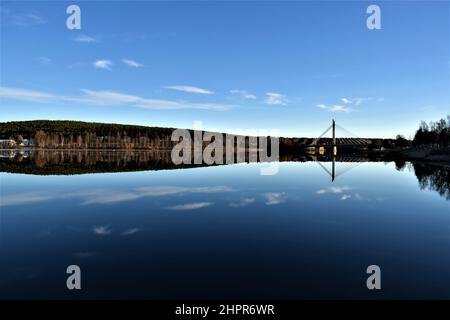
left=309, top=120, right=375, bottom=181
left=310, top=119, right=372, bottom=149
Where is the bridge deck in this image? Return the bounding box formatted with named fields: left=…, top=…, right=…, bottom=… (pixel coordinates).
left=307, top=144, right=372, bottom=147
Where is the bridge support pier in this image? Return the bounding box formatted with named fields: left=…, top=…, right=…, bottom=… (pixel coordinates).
left=318, top=146, right=324, bottom=155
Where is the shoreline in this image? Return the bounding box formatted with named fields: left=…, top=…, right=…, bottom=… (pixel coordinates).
left=379, top=147, right=450, bottom=167
left=2, top=147, right=450, bottom=166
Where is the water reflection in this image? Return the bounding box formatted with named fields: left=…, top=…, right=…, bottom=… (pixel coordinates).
left=0, top=148, right=179, bottom=174
left=0, top=185, right=236, bottom=207
left=392, top=159, right=450, bottom=200
left=412, top=162, right=450, bottom=200
left=1, top=149, right=448, bottom=200
left=0, top=150, right=449, bottom=299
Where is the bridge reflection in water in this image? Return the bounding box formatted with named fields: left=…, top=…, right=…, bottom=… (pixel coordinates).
left=306, top=119, right=379, bottom=181
left=312, top=155, right=365, bottom=182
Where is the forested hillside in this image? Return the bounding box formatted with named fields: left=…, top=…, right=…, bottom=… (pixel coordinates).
left=0, top=120, right=176, bottom=149
left=0, top=119, right=410, bottom=150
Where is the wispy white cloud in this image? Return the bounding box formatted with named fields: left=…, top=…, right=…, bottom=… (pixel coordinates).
left=340, top=97, right=383, bottom=105
left=354, top=192, right=385, bottom=202
left=0, top=87, right=81, bottom=103
left=165, top=85, right=214, bottom=95
left=341, top=98, right=352, bottom=104
left=317, top=104, right=355, bottom=113
left=135, top=99, right=235, bottom=111
left=265, top=92, right=288, bottom=105
left=135, top=186, right=235, bottom=197
left=122, top=59, right=143, bottom=68
left=93, top=60, right=113, bottom=71
left=341, top=97, right=367, bottom=105
left=229, top=197, right=256, bottom=207
left=121, top=228, right=141, bottom=236
left=264, top=192, right=287, bottom=205
left=166, top=202, right=214, bottom=210
left=0, top=87, right=237, bottom=111
left=8, top=11, right=46, bottom=26
left=81, top=191, right=140, bottom=205
left=36, top=57, right=52, bottom=65
left=230, top=89, right=257, bottom=100
left=79, top=89, right=235, bottom=110
left=80, top=89, right=146, bottom=105
left=78, top=186, right=235, bottom=205
left=0, top=193, right=53, bottom=206
left=316, top=187, right=383, bottom=202
left=316, top=186, right=352, bottom=194
left=93, top=225, right=112, bottom=236
left=74, top=34, right=97, bottom=43
left=0, top=186, right=235, bottom=207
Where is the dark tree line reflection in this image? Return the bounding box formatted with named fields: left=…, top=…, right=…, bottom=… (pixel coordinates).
left=412, top=162, right=450, bottom=200
left=0, top=149, right=375, bottom=173
left=2, top=149, right=449, bottom=200
left=0, top=149, right=191, bottom=174
left=394, top=160, right=450, bottom=200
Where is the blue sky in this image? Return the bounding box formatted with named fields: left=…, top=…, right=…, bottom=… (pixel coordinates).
left=0, top=0, right=449, bottom=138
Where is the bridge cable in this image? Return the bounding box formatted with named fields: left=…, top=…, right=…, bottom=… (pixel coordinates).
left=315, top=160, right=333, bottom=178
left=335, top=124, right=358, bottom=138
left=334, top=162, right=362, bottom=178
left=335, top=124, right=371, bottom=144
left=312, top=124, right=332, bottom=145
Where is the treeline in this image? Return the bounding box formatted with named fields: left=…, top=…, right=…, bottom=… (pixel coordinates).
left=1, top=119, right=428, bottom=150
left=0, top=120, right=270, bottom=150
left=0, top=120, right=327, bottom=150
left=413, top=115, right=450, bottom=147
left=0, top=120, right=176, bottom=149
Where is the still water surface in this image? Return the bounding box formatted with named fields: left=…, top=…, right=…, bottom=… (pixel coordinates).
left=0, top=151, right=449, bottom=299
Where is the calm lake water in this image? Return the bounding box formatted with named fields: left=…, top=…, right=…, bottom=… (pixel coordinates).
left=0, top=150, right=449, bottom=299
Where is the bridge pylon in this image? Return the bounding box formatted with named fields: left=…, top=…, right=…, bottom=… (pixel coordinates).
left=310, top=119, right=371, bottom=155
left=332, top=119, right=337, bottom=155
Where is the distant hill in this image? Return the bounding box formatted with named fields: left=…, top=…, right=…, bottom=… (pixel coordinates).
left=0, top=119, right=393, bottom=151
left=0, top=120, right=175, bottom=139
left=0, top=120, right=179, bottom=149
